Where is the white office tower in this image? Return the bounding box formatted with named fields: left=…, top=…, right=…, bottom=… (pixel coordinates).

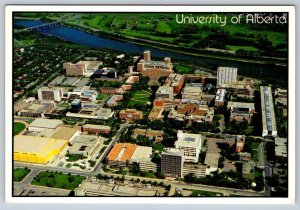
left=175, top=130, right=202, bottom=163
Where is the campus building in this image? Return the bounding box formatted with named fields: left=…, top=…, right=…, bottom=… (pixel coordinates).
left=181, top=83, right=203, bottom=101
left=274, top=88, right=288, bottom=106
left=14, top=135, right=67, bottom=164
left=227, top=101, right=255, bottom=124
left=275, top=137, right=287, bottom=161
left=168, top=103, right=214, bottom=123
left=182, top=163, right=206, bottom=178
left=217, top=67, right=238, bottom=87
left=107, top=143, right=137, bottom=168
left=75, top=179, right=160, bottom=196
left=164, top=73, right=186, bottom=94
left=63, top=60, right=102, bottom=77
left=18, top=101, right=56, bottom=118
left=27, top=118, right=63, bottom=132
left=51, top=127, right=80, bottom=142
left=155, top=86, right=174, bottom=99
left=106, top=95, right=123, bottom=107
left=138, top=158, right=159, bottom=173
left=136, top=50, right=173, bottom=79
left=37, top=87, right=63, bottom=102
left=161, top=148, right=183, bottom=178
left=214, top=89, right=226, bottom=107
left=260, top=86, right=277, bottom=137
left=82, top=124, right=111, bottom=135
left=175, top=131, right=202, bottom=163
left=68, top=135, right=100, bottom=156
left=132, top=129, right=164, bottom=143
left=218, top=82, right=254, bottom=97
left=119, top=109, right=143, bottom=121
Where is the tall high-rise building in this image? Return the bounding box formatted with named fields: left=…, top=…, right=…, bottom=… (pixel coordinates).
left=143, top=50, right=151, bottom=61
left=161, top=148, right=183, bottom=178
left=217, top=67, right=238, bottom=87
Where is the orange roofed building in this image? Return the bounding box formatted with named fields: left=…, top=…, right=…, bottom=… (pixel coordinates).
left=107, top=143, right=137, bottom=168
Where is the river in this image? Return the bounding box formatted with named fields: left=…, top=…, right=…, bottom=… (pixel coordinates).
left=14, top=19, right=287, bottom=85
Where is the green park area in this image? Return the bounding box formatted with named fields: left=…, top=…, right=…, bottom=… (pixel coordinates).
left=14, top=168, right=31, bottom=182
left=14, top=122, right=26, bottom=135
left=14, top=12, right=288, bottom=63
left=31, top=171, right=85, bottom=190
left=128, top=90, right=152, bottom=107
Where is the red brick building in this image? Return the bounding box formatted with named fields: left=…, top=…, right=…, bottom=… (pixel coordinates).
left=119, top=109, right=143, bottom=121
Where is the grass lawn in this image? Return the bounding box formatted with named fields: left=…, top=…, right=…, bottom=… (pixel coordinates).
left=128, top=90, right=152, bottom=107
left=156, top=21, right=172, bottom=34
left=65, top=154, right=86, bottom=162
left=14, top=168, right=31, bottom=182
left=174, top=65, right=193, bottom=74
left=14, top=122, right=26, bottom=135
left=251, top=142, right=260, bottom=150
left=227, top=45, right=259, bottom=52
left=31, top=171, right=85, bottom=190
left=252, top=150, right=259, bottom=162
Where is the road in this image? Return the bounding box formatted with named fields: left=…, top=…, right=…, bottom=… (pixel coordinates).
left=13, top=126, right=268, bottom=197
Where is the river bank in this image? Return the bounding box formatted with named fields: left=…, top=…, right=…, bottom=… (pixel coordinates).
left=62, top=21, right=287, bottom=66
left=14, top=16, right=287, bottom=66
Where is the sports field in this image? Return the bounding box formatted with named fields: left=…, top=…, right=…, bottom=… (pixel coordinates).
left=14, top=122, right=26, bottom=136
left=128, top=90, right=152, bottom=107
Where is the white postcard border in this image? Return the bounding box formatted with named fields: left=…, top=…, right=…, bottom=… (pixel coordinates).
left=5, top=5, right=296, bottom=204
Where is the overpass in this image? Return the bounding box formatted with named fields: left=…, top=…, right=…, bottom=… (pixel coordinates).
left=15, top=15, right=79, bottom=33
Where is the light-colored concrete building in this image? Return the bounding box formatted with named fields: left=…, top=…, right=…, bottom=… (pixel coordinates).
left=182, top=163, right=206, bottom=178
left=260, top=86, right=277, bottom=137
left=155, top=86, right=174, bottom=99
left=182, top=84, right=203, bottom=101
left=215, top=89, right=226, bottom=107
left=38, top=87, right=63, bottom=102
left=63, top=60, right=102, bottom=77
left=227, top=101, right=255, bottom=124
left=75, top=179, right=160, bottom=196
left=175, top=131, right=202, bottom=163
left=217, top=67, right=238, bottom=87
left=138, top=158, right=159, bottom=173
left=275, top=137, right=287, bottom=160
left=68, top=135, right=100, bottom=156
left=28, top=118, right=63, bottom=132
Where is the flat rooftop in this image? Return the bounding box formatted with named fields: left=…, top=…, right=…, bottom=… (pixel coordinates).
left=14, top=135, right=67, bottom=157
left=51, top=127, right=79, bottom=141
left=107, top=143, right=137, bottom=162
left=260, top=86, right=277, bottom=132
left=156, top=86, right=173, bottom=94
left=29, top=118, right=62, bottom=129
left=227, top=101, right=255, bottom=109
left=131, top=146, right=152, bottom=160
left=176, top=131, right=201, bottom=148
left=77, top=60, right=102, bottom=69
left=275, top=137, right=287, bottom=158
left=83, top=124, right=111, bottom=130
left=215, top=89, right=226, bottom=102
left=162, top=148, right=183, bottom=157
